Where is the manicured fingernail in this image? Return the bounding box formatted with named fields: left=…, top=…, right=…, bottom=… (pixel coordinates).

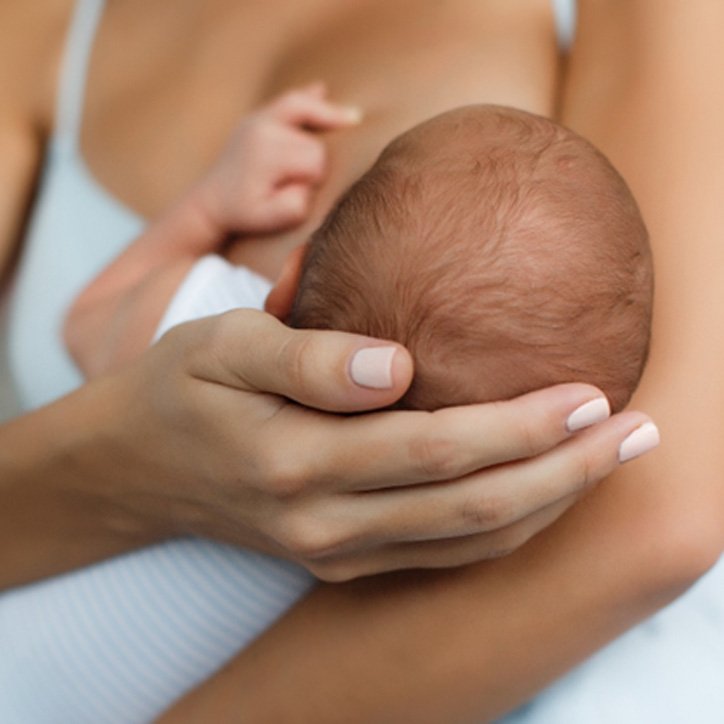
left=619, top=422, right=660, bottom=463
left=566, top=397, right=611, bottom=432
left=342, top=106, right=363, bottom=123
left=350, top=347, right=396, bottom=389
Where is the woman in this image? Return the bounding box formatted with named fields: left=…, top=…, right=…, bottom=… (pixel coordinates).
left=0, top=0, right=706, bottom=721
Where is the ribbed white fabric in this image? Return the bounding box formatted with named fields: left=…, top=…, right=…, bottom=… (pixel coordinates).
left=0, top=541, right=313, bottom=722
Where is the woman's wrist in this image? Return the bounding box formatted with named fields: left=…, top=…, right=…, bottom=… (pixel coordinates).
left=0, top=373, right=168, bottom=589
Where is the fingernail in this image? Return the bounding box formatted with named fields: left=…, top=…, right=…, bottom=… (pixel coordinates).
left=619, top=422, right=660, bottom=463
left=350, top=347, right=396, bottom=389
left=566, top=397, right=611, bottom=432
left=343, top=106, right=363, bottom=124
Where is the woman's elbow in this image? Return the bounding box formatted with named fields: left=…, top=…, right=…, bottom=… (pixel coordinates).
left=639, top=491, right=722, bottom=595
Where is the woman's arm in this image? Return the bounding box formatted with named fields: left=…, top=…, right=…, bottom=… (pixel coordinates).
left=158, top=433, right=706, bottom=724
left=0, top=103, right=40, bottom=287
left=158, top=3, right=724, bottom=721
left=0, top=0, right=64, bottom=286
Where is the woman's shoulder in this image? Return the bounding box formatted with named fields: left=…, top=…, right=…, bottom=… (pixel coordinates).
left=0, top=0, right=75, bottom=132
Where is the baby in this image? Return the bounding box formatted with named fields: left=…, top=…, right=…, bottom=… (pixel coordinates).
left=67, top=97, right=652, bottom=415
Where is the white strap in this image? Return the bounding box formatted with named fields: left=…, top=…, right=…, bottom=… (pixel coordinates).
left=54, top=0, right=106, bottom=148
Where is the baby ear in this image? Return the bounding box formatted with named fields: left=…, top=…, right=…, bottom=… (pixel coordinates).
left=264, top=243, right=309, bottom=321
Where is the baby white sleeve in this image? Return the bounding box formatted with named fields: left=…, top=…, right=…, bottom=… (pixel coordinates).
left=152, top=255, right=273, bottom=342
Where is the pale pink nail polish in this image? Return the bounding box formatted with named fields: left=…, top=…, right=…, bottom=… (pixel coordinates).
left=619, top=422, right=660, bottom=463
left=566, top=397, right=611, bottom=432
left=350, top=347, right=396, bottom=389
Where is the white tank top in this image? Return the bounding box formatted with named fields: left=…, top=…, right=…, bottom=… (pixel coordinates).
left=6, top=0, right=143, bottom=411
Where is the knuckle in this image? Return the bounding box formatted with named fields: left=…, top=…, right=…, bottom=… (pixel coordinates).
left=505, top=404, right=550, bottom=458
left=306, top=559, right=358, bottom=583
left=153, top=322, right=191, bottom=367
left=278, top=331, right=316, bottom=393
left=460, top=494, right=515, bottom=532
left=283, top=191, right=309, bottom=219
left=576, top=449, right=599, bottom=490
left=483, top=542, right=518, bottom=560
left=276, top=514, right=318, bottom=556
left=409, top=431, right=462, bottom=480
left=561, top=447, right=600, bottom=494
left=261, top=449, right=311, bottom=499
left=196, top=312, right=244, bottom=369
left=281, top=515, right=347, bottom=560
left=160, top=316, right=210, bottom=352
left=204, top=310, right=239, bottom=350
left=485, top=526, right=530, bottom=559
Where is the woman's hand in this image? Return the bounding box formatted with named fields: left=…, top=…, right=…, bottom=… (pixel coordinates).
left=1, top=307, right=656, bottom=588
left=102, top=308, right=657, bottom=581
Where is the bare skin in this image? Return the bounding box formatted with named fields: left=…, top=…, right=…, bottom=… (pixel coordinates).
left=81, top=0, right=559, bottom=277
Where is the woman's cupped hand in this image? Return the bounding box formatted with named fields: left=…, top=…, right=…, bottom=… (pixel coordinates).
left=103, top=308, right=658, bottom=582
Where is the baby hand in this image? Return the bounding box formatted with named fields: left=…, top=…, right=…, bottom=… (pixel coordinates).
left=196, top=83, right=361, bottom=235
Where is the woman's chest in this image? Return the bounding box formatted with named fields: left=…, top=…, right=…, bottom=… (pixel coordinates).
left=80, top=0, right=558, bottom=221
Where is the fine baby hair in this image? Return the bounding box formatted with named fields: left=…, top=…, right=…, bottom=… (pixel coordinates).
left=290, top=105, right=653, bottom=412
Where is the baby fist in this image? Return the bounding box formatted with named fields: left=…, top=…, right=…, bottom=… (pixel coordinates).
left=200, top=83, right=362, bottom=235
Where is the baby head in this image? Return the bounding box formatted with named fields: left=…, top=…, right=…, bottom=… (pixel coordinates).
left=281, top=105, right=653, bottom=411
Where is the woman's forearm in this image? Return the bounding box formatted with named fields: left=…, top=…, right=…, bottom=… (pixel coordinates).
left=0, top=375, right=165, bottom=589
